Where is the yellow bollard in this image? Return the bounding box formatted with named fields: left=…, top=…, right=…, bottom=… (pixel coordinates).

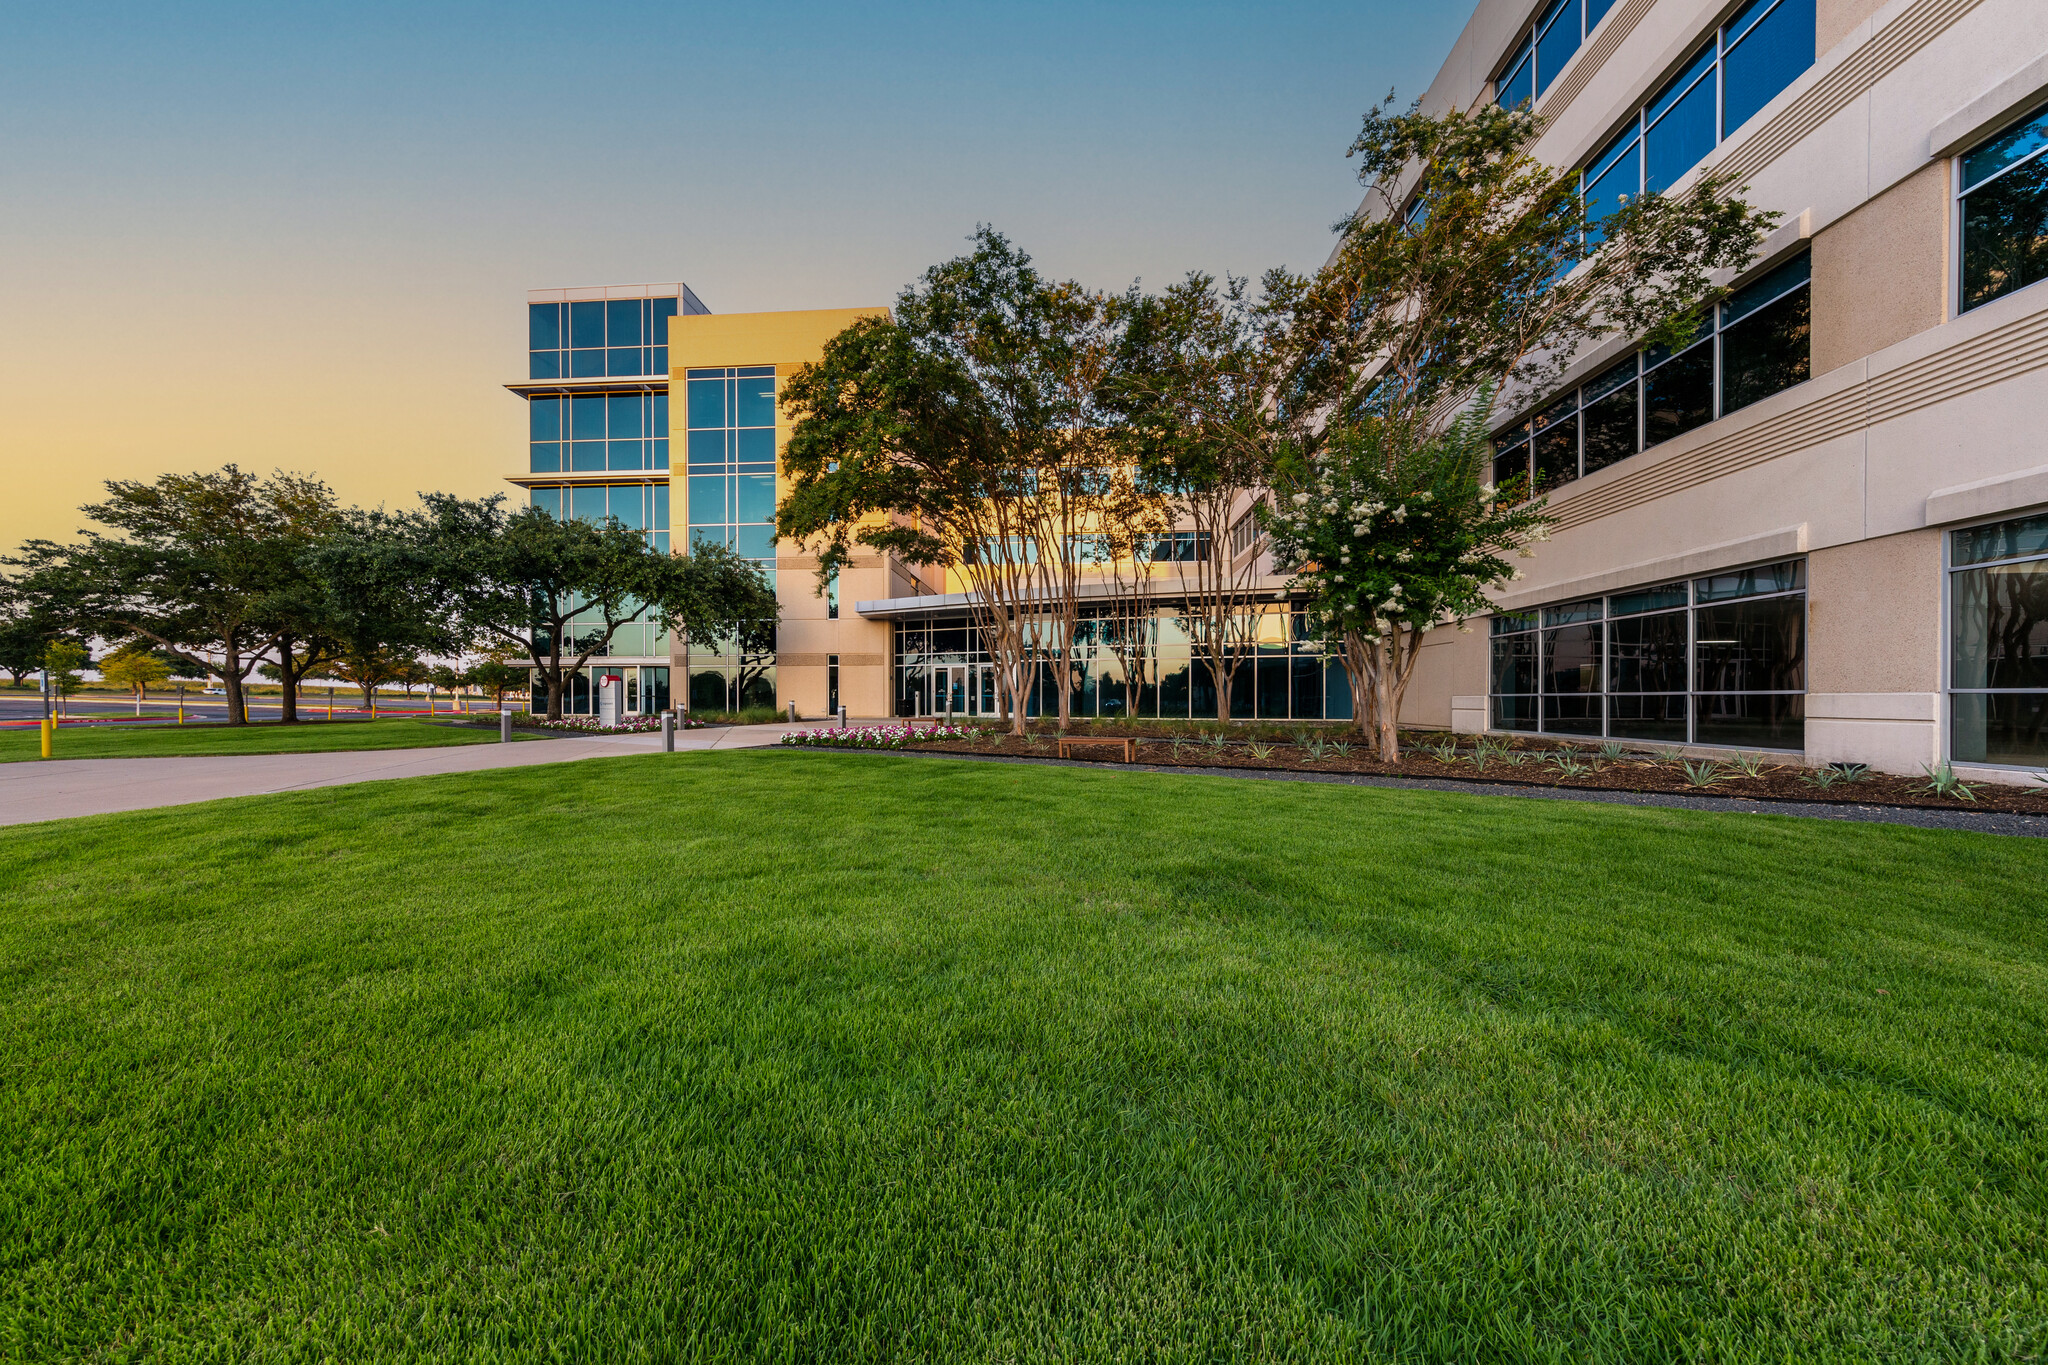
left=40, top=716, right=53, bottom=760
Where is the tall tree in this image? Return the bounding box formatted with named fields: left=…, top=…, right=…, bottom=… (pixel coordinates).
left=375, top=494, right=773, bottom=721
left=0, top=575, right=55, bottom=687
left=98, top=640, right=174, bottom=714
left=1108, top=273, right=1282, bottom=721
left=9, top=467, right=341, bottom=726
left=779, top=229, right=1121, bottom=734
left=1256, top=99, right=1775, bottom=758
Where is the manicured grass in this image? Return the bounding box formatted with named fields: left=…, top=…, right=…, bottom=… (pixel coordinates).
left=0, top=716, right=511, bottom=763
left=2, top=753, right=2044, bottom=1361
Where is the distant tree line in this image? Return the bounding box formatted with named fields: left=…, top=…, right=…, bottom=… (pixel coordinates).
left=1, top=470, right=774, bottom=724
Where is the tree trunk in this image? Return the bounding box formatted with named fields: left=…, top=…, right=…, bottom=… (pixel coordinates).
left=222, top=671, right=247, bottom=726
left=277, top=635, right=301, bottom=724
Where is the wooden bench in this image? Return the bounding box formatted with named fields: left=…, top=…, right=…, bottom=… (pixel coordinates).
left=1056, top=736, right=1139, bottom=763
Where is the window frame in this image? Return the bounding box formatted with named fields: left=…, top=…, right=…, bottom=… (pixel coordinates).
left=1952, top=97, right=2048, bottom=319
left=1943, top=507, right=2048, bottom=771
left=1488, top=557, right=1808, bottom=750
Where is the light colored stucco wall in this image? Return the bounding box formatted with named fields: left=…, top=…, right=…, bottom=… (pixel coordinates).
left=1398, top=626, right=1488, bottom=732
left=1810, top=161, right=1950, bottom=375
left=1818, top=0, right=1889, bottom=57
left=1803, top=529, right=1944, bottom=773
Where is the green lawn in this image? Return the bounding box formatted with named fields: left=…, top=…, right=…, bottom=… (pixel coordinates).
left=0, top=716, right=509, bottom=762
left=2, top=753, right=2043, bottom=1361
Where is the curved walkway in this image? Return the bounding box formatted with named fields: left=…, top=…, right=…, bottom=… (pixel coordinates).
left=0, top=723, right=817, bottom=827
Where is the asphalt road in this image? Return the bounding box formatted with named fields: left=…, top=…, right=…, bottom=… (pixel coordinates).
left=0, top=690, right=505, bottom=726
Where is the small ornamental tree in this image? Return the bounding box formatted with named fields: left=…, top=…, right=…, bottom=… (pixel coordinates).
left=98, top=639, right=173, bottom=713
left=43, top=640, right=89, bottom=714
left=1265, top=405, right=1551, bottom=759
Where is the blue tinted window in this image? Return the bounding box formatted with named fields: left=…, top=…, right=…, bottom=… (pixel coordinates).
left=1724, top=0, right=1774, bottom=44
left=652, top=296, right=678, bottom=332
left=736, top=374, right=776, bottom=426
left=608, top=441, right=644, bottom=471
left=688, top=476, right=728, bottom=524
left=607, top=347, right=645, bottom=377
left=688, top=430, right=727, bottom=466
left=571, top=442, right=606, bottom=472
left=529, top=396, right=561, bottom=440
left=735, top=473, right=776, bottom=523
left=529, top=303, right=562, bottom=350
left=571, top=395, right=606, bottom=440
left=652, top=439, right=670, bottom=470
left=529, top=351, right=562, bottom=380
left=1534, top=0, right=1580, bottom=98
left=653, top=484, right=670, bottom=530
left=1962, top=104, right=2048, bottom=191
left=1584, top=139, right=1639, bottom=242
left=735, top=525, right=776, bottom=558
left=570, top=349, right=605, bottom=378
left=1647, top=44, right=1714, bottom=127
left=531, top=487, right=563, bottom=519
left=607, top=299, right=642, bottom=346
left=608, top=485, right=645, bottom=529
left=570, top=301, right=606, bottom=349
left=1586, top=0, right=1616, bottom=26
left=1723, top=251, right=1811, bottom=323
left=1645, top=62, right=1717, bottom=194
left=652, top=392, right=669, bottom=432
left=736, top=428, right=775, bottom=464
left=649, top=347, right=668, bottom=375
left=571, top=485, right=608, bottom=523
left=1722, top=0, right=1813, bottom=136
left=606, top=393, right=643, bottom=438
left=688, top=377, right=726, bottom=429
left=530, top=443, right=561, bottom=473
left=1497, top=39, right=1533, bottom=109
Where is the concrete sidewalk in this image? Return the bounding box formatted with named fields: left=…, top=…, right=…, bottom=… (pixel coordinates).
left=0, top=722, right=816, bottom=827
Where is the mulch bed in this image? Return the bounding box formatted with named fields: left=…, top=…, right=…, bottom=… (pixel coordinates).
left=883, top=727, right=2048, bottom=815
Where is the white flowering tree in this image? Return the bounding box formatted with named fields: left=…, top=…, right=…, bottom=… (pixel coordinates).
left=1265, top=406, right=1551, bottom=759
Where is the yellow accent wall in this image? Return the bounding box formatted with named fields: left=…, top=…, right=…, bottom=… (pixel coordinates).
left=668, top=307, right=893, bottom=717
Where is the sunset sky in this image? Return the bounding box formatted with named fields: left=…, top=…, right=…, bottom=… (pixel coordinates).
left=0, top=1, right=1466, bottom=553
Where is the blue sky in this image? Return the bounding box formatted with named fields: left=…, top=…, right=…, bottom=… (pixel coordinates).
left=0, top=1, right=1468, bottom=544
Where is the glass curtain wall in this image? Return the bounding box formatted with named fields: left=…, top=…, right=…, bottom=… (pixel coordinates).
left=891, top=606, right=1354, bottom=722
left=529, top=483, right=670, bottom=555
left=1491, top=560, right=1806, bottom=749
left=683, top=366, right=777, bottom=713
left=528, top=393, right=668, bottom=474
left=529, top=665, right=671, bottom=716
left=529, top=297, right=680, bottom=380
left=1950, top=512, right=2048, bottom=767
left=1492, top=252, right=1810, bottom=494
left=685, top=367, right=778, bottom=571
left=1959, top=102, right=2048, bottom=313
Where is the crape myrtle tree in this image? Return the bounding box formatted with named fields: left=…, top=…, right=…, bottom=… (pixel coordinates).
left=379, top=494, right=773, bottom=722
left=1108, top=273, right=1285, bottom=722
left=778, top=229, right=1128, bottom=735
left=98, top=639, right=174, bottom=714
left=8, top=467, right=343, bottom=726
left=1265, top=407, right=1551, bottom=755
left=1258, top=99, right=1776, bottom=759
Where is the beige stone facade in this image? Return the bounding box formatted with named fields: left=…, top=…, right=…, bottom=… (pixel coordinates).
left=1394, top=0, right=2048, bottom=783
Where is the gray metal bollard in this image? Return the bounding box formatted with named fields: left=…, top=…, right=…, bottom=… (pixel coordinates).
left=787, top=700, right=797, bottom=724
left=500, top=709, right=512, bottom=743
left=661, top=712, right=675, bottom=752
left=838, top=705, right=848, bottom=731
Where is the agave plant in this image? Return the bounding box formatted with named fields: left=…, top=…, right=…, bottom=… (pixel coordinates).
left=1682, top=760, right=1726, bottom=789
left=1730, top=752, right=1769, bottom=779
left=1655, top=747, right=1685, bottom=763
left=1921, top=762, right=1981, bottom=802
left=1303, top=736, right=1329, bottom=761
left=1547, top=752, right=1592, bottom=778
left=1831, top=762, right=1872, bottom=784
left=1204, top=730, right=1230, bottom=750
left=1598, top=741, right=1628, bottom=762
left=1169, top=738, right=1189, bottom=760
left=1799, top=765, right=1843, bottom=791
left=1329, top=740, right=1352, bottom=759
left=1421, top=738, right=1459, bottom=764
left=1247, top=740, right=1277, bottom=760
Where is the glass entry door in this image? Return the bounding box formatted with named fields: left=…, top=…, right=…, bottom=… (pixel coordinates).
left=940, top=665, right=969, bottom=717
